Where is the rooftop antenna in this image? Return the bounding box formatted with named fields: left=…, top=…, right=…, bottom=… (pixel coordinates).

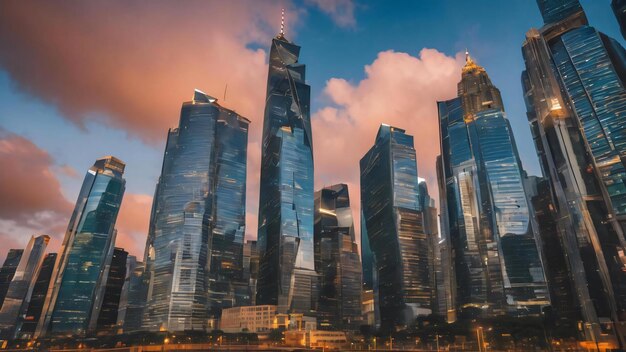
left=280, top=8, right=285, bottom=36
left=223, top=84, right=228, bottom=102
left=465, top=48, right=470, bottom=63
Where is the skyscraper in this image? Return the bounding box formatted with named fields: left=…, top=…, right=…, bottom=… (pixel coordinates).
left=0, top=235, right=49, bottom=339
left=521, top=0, right=626, bottom=344
left=360, top=124, right=432, bottom=331
left=418, top=179, right=439, bottom=318
left=612, top=0, right=626, bottom=40
left=37, top=156, right=126, bottom=336
left=15, top=253, right=56, bottom=339
left=116, top=256, right=148, bottom=333
left=0, top=250, right=23, bottom=309
left=437, top=54, right=549, bottom=319
left=96, top=247, right=128, bottom=334
left=435, top=156, right=456, bottom=323
left=143, top=90, right=249, bottom=332
left=256, top=26, right=317, bottom=316
left=314, top=184, right=362, bottom=331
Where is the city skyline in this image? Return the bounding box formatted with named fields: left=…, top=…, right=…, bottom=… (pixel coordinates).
left=1, top=1, right=623, bottom=262
left=1, top=1, right=626, bottom=349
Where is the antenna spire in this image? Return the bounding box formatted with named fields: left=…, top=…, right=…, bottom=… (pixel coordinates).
left=465, top=48, right=470, bottom=63
left=280, top=8, right=285, bottom=36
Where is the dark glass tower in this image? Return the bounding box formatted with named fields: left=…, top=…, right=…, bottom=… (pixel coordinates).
left=15, top=253, right=56, bottom=339
left=256, top=29, right=316, bottom=316
left=38, top=156, right=126, bottom=336
left=360, top=124, right=432, bottom=331
left=143, top=90, right=249, bottom=332
left=521, top=0, right=626, bottom=345
left=613, top=0, right=626, bottom=40
left=0, top=250, right=23, bottom=309
left=0, top=235, right=50, bottom=339
left=437, top=55, right=549, bottom=319
left=117, top=256, right=148, bottom=333
left=314, top=184, right=362, bottom=331
left=96, top=247, right=128, bottom=334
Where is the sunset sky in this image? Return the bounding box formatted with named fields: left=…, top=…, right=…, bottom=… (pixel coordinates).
left=0, top=0, right=622, bottom=261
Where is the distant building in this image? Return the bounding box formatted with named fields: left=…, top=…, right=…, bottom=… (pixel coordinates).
left=360, top=124, right=432, bottom=331
left=143, top=90, right=249, bottom=331
left=220, top=305, right=278, bottom=333
left=117, top=256, right=147, bottom=333
left=15, top=253, right=56, bottom=339
left=0, top=250, right=24, bottom=308
left=612, top=0, right=626, bottom=40
left=96, top=248, right=128, bottom=334
left=0, top=235, right=50, bottom=339
left=37, top=156, right=126, bottom=336
left=285, top=330, right=348, bottom=350
left=243, top=241, right=259, bottom=306
left=314, top=184, right=362, bottom=331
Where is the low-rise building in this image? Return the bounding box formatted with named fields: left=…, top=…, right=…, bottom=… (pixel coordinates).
left=220, top=305, right=277, bottom=333
left=285, top=330, right=348, bottom=350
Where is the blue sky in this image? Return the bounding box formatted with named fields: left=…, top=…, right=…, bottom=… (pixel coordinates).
left=0, top=0, right=623, bottom=258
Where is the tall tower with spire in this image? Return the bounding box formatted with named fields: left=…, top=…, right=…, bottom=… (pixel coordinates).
left=256, top=11, right=317, bottom=316
left=437, top=53, right=549, bottom=319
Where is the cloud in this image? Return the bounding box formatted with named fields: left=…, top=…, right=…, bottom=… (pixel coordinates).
left=115, top=193, right=152, bottom=259
left=0, top=1, right=295, bottom=144
left=312, top=49, right=463, bottom=243
left=0, top=131, right=72, bottom=261
left=0, top=130, right=72, bottom=223
left=306, top=0, right=357, bottom=28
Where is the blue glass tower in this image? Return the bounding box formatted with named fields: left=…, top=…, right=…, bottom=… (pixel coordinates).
left=143, top=90, right=249, bottom=331
left=521, top=0, right=626, bottom=345
left=360, top=124, right=432, bottom=331
left=438, top=55, right=549, bottom=319
left=256, top=29, right=317, bottom=316
left=37, top=156, right=126, bottom=336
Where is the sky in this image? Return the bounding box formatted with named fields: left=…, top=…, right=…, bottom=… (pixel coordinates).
left=0, top=0, right=623, bottom=262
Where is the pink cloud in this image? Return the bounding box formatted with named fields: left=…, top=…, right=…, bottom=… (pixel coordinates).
left=312, top=49, right=463, bottom=244
left=115, top=193, right=152, bottom=259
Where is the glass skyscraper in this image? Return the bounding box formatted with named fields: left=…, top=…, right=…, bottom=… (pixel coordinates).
left=0, top=235, right=50, bottom=339
left=521, top=0, right=626, bottom=345
left=256, top=29, right=317, bottom=316
left=437, top=54, right=549, bottom=319
left=96, top=247, right=128, bottom=333
left=360, top=124, right=432, bottom=331
left=0, top=250, right=23, bottom=309
left=314, top=184, right=362, bottom=331
left=15, top=253, right=56, bottom=339
left=143, top=90, right=249, bottom=332
left=37, top=156, right=126, bottom=336
left=612, top=0, right=626, bottom=40
left=117, top=256, right=147, bottom=333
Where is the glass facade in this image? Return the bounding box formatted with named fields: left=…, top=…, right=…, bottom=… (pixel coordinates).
left=0, top=250, right=23, bottom=309
left=314, top=184, right=362, bottom=331
left=143, top=90, right=249, bottom=331
left=360, top=124, right=432, bottom=331
left=15, top=253, right=56, bottom=339
left=0, top=235, right=49, bottom=339
left=117, top=256, right=148, bottom=333
left=613, top=0, right=626, bottom=40
left=256, top=32, right=317, bottom=316
left=38, top=156, right=126, bottom=336
left=521, top=0, right=626, bottom=344
left=438, top=56, right=549, bottom=319
left=96, top=247, right=128, bottom=333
